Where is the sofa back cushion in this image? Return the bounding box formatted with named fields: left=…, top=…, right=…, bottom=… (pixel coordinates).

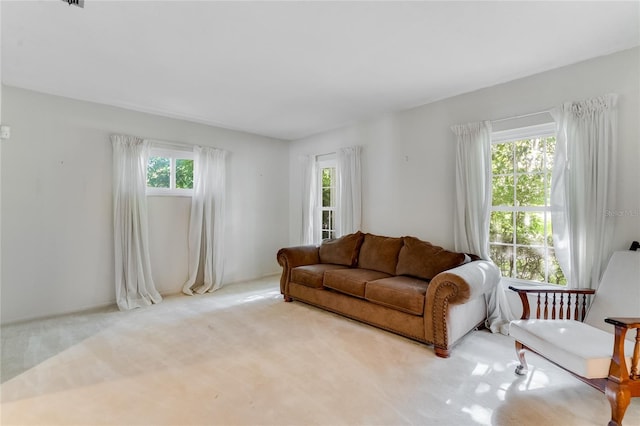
left=319, top=231, right=364, bottom=266
left=357, top=233, right=404, bottom=274
left=395, top=236, right=468, bottom=280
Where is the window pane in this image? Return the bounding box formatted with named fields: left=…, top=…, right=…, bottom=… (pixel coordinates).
left=516, top=173, right=545, bottom=206
left=516, top=246, right=545, bottom=282
left=492, top=142, right=513, bottom=175
left=176, top=159, right=194, bottom=189
left=547, top=249, right=567, bottom=285
left=515, top=212, right=545, bottom=245
left=322, top=210, right=333, bottom=231
left=545, top=173, right=552, bottom=205
left=322, top=168, right=334, bottom=188
left=545, top=137, right=557, bottom=171
left=490, top=244, right=513, bottom=278
left=545, top=212, right=553, bottom=245
left=516, top=138, right=544, bottom=173
left=322, top=169, right=329, bottom=187
left=322, top=167, right=335, bottom=207
left=322, top=188, right=332, bottom=207
left=147, top=157, right=170, bottom=188
left=492, top=175, right=514, bottom=206
left=490, top=211, right=513, bottom=243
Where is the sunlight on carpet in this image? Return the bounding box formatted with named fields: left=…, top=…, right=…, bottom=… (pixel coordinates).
left=1, top=276, right=638, bottom=425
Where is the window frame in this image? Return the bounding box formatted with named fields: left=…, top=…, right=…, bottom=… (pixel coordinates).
left=490, top=122, right=563, bottom=286
left=317, top=154, right=337, bottom=241
left=146, top=147, right=195, bottom=197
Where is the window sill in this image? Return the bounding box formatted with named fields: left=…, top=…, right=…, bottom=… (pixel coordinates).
left=146, top=189, right=193, bottom=197
left=500, top=276, right=567, bottom=288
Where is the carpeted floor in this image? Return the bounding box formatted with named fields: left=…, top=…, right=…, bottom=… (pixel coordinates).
left=1, top=276, right=638, bottom=425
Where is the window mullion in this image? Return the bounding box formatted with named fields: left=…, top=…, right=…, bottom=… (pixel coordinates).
left=512, top=142, right=517, bottom=279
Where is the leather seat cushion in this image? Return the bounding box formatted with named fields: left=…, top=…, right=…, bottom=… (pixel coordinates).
left=323, top=268, right=391, bottom=298
left=291, top=264, right=349, bottom=289
left=365, top=276, right=429, bottom=316
left=510, top=319, right=633, bottom=379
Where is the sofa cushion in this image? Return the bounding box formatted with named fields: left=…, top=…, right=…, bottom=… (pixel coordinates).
left=291, top=264, right=350, bottom=289
left=357, top=234, right=404, bottom=275
left=395, top=236, right=467, bottom=280
left=319, top=231, right=364, bottom=266
left=365, top=276, right=429, bottom=316
left=324, top=268, right=391, bottom=298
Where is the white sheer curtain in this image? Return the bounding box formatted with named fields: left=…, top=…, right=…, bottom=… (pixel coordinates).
left=451, top=121, right=514, bottom=334
left=183, top=146, right=227, bottom=295
left=551, top=94, right=618, bottom=290
left=452, top=121, right=492, bottom=259
left=336, top=146, right=362, bottom=237
left=300, top=154, right=318, bottom=244
left=111, top=134, right=162, bottom=310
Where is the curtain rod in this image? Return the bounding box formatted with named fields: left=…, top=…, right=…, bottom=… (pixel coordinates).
left=490, top=109, right=552, bottom=124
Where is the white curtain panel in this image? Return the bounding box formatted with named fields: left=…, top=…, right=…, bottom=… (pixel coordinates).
left=300, top=154, right=318, bottom=245
left=452, top=121, right=492, bottom=259
left=451, top=121, right=514, bottom=334
left=183, top=146, right=227, bottom=295
left=551, top=94, right=618, bottom=290
left=111, top=134, right=162, bottom=310
left=336, top=146, right=362, bottom=237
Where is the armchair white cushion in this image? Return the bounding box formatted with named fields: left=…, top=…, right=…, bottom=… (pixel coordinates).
left=510, top=319, right=633, bottom=379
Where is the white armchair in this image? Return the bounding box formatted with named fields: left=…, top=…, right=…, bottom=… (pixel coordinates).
left=509, top=251, right=640, bottom=426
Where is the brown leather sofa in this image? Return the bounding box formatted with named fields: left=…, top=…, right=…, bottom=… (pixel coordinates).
left=277, top=231, right=501, bottom=357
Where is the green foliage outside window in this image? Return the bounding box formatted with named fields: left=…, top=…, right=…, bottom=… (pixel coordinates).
left=176, top=159, right=194, bottom=189
left=321, top=167, right=336, bottom=240
left=490, top=136, right=566, bottom=285
left=147, top=157, right=170, bottom=188
left=147, top=156, right=193, bottom=190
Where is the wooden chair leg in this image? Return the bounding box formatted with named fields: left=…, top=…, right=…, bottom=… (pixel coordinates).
left=515, top=340, right=528, bottom=375
left=605, top=381, right=631, bottom=426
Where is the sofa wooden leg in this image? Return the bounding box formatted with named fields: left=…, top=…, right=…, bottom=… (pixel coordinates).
left=434, top=347, right=450, bottom=358
left=283, top=296, right=293, bottom=302
left=606, top=381, right=631, bottom=426
left=515, top=341, right=528, bottom=375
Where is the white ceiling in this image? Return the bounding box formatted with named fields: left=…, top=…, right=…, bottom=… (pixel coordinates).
left=2, top=1, right=639, bottom=141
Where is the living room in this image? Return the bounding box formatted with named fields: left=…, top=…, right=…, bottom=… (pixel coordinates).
left=1, top=1, right=639, bottom=425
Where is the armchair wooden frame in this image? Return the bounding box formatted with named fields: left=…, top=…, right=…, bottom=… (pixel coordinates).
left=510, top=286, right=640, bottom=426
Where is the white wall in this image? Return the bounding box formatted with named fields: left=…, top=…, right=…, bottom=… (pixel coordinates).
left=1, top=87, right=290, bottom=324
left=0, top=3, right=4, bottom=325
left=290, top=47, right=640, bottom=257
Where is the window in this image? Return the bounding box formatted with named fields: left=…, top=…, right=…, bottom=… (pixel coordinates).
left=317, top=157, right=336, bottom=240
left=146, top=148, right=194, bottom=196
left=490, top=123, right=566, bottom=285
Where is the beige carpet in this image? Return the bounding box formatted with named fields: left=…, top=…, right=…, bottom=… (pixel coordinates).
left=1, top=276, right=638, bottom=426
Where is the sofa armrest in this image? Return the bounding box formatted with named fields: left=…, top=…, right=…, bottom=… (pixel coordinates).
left=427, top=260, right=501, bottom=305
left=424, top=260, right=500, bottom=356
left=276, top=245, right=320, bottom=295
